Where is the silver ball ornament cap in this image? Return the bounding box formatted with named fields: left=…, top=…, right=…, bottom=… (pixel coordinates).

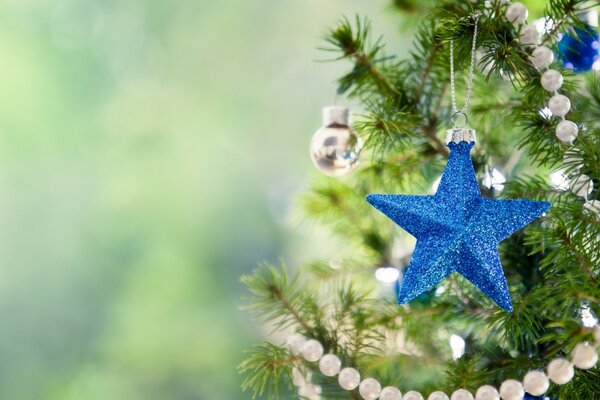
left=322, top=106, right=350, bottom=126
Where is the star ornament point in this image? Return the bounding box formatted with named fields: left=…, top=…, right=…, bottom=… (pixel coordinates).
left=367, top=141, right=550, bottom=312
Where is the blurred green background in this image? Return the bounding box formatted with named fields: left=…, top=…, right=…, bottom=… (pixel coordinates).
left=0, top=0, right=403, bottom=398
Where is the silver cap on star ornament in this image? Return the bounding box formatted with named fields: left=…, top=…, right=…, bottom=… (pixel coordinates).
left=445, top=128, right=477, bottom=144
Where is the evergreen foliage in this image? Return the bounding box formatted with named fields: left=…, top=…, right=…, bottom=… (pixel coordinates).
left=240, top=1, right=600, bottom=398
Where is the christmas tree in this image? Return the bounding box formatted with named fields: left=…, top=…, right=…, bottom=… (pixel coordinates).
left=240, top=1, right=600, bottom=399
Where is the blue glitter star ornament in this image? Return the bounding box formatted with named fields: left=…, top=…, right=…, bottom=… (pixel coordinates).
left=367, top=129, right=550, bottom=312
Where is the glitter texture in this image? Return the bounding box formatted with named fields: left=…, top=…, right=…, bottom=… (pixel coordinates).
left=366, top=141, right=550, bottom=312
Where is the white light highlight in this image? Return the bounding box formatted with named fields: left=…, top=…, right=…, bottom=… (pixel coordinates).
left=432, top=176, right=442, bottom=192
left=450, top=334, right=466, bottom=359
left=482, top=168, right=506, bottom=192
left=375, top=267, right=400, bottom=284
left=581, top=304, right=598, bottom=328
left=539, top=107, right=552, bottom=119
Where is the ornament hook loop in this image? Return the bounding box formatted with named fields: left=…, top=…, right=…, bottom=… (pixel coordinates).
left=451, top=111, right=468, bottom=129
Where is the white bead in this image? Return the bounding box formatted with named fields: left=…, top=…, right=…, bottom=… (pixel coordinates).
left=584, top=200, right=600, bottom=216
left=380, top=386, right=403, bottom=400
left=531, top=46, right=554, bottom=69
left=319, top=354, right=341, bottom=376
left=287, top=333, right=306, bottom=355
left=499, top=379, right=524, bottom=400
left=428, top=391, right=449, bottom=400
left=541, top=70, right=563, bottom=92
left=292, top=366, right=311, bottom=387
left=475, top=385, right=499, bottom=400
left=405, top=391, right=425, bottom=400
left=547, top=358, right=574, bottom=384
left=299, top=384, right=322, bottom=400
left=570, top=174, right=593, bottom=197
left=338, top=367, right=361, bottom=390
left=451, top=389, right=474, bottom=400
left=506, top=2, right=528, bottom=24
left=523, top=370, right=549, bottom=396
left=572, top=342, right=599, bottom=369
left=519, top=24, right=539, bottom=45
left=555, top=120, right=578, bottom=143
left=301, top=339, right=324, bottom=362
left=548, top=94, right=571, bottom=117
left=359, top=378, right=382, bottom=400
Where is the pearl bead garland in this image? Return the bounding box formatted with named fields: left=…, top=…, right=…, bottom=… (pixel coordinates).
left=548, top=94, right=571, bottom=117
left=499, top=380, right=524, bottom=400
left=287, top=329, right=600, bottom=400
left=531, top=46, right=554, bottom=68
left=405, top=391, right=425, bottom=400
left=288, top=332, right=306, bottom=355
left=572, top=342, right=598, bottom=369
left=519, top=24, right=539, bottom=46
left=503, top=0, right=595, bottom=209
left=359, top=378, right=382, bottom=400
left=451, top=389, right=474, bottom=400
left=428, top=391, right=449, bottom=400
left=380, top=386, right=403, bottom=400
left=540, top=70, right=563, bottom=92
left=547, top=358, right=574, bottom=384
left=338, top=367, right=361, bottom=390
left=522, top=370, right=549, bottom=396
left=475, top=385, right=499, bottom=400
left=302, top=339, right=324, bottom=362
left=505, top=2, right=528, bottom=24
left=319, top=354, right=341, bottom=376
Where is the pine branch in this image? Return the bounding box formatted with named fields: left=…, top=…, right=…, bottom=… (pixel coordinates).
left=241, top=263, right=316, bottom=333
left=239, top=343, right=294, bottom=400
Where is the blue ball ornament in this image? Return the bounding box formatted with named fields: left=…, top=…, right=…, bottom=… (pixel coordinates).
left=557, top=23, right=600, bottom=72
left=524, top=394, right=552, bottom=400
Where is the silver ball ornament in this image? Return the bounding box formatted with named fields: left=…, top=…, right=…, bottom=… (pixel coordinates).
left=338, top=367, right=361, bottom=391
left=404, top=391, right=425, bottom=400
left=428, top=391, right=449, bottom=400
left=380, top=386, right=403, bottom=400
left=506, top=2, right=528, bottom=24
left=555, top=120, right=578, bottom=143
left=319, top=354, right=341, bottom=377
left=522, top=370, right=549, bottom=396
left=498, top=379, right=524, bottom=400
left=475, top=385, right=499, bottom=400
left=541, top=70, right=563, bottom=92
left=301, top=339, right=324, bottom=362
left=310, top=106, right=362, bottom=177
left=359, top=378, right=382, bottom=400
left=572, top=342, right=598, bottom=369
left=531, top=46, right=554, bottom=69
left=548, top=94, right=571, bottom=117
left=547, top=358, right=574, bottom=384
left=451, top=389, right=474, bottom=400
